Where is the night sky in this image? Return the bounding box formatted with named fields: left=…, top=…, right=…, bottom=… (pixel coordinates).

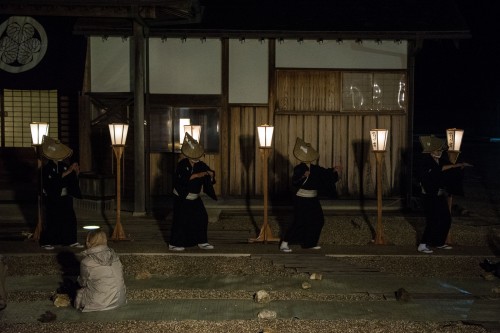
left=1, top=1, right=499, bottom=138
left=413, top=0, right=500, bottom=138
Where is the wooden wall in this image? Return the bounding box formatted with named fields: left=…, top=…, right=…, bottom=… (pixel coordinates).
left=271, top=113, right=408, bottom=198
left=227, top=106, right=269, bottom=196
left=226, top=69, right=409, bottom=198
left=91, top=68, right=410, bottom=200
left=225, top=107, right=408, bottom=198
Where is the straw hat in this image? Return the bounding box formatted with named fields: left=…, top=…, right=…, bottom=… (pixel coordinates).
left=293, top=137, right=319, bottom=162
left=419, top=135, right=446, bottom=153
left=181, top=133, right=204, bottom=159
left=41, top=135, right=73, bottom=161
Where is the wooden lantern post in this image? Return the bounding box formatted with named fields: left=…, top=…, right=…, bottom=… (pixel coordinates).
left=445, top=128, right=464, bottom=244
left=30, top=122, right=49, bottom=241
left=109, top=123, right=129, bottom=240
left=249, top=124, right=279, bottom=243
left=370, top=129, right=389, bottom=245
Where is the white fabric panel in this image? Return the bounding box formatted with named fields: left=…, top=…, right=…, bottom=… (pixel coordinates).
left=149, top=38, right=221, bottom=94
left=229, top=39, right=268, bottom=104
left=90, top=37, right=131, bottom=92
left=276, top=40, right=407, bottom=69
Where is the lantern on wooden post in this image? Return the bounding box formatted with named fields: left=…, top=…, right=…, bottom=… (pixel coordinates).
left=370, top=129, right=389, bottom=245
left=30, top=122, right=49, bottom=241
left=184, top=124, right=201, bottom=142
left=446, top=128, right=464, bottom=164
left=445, top=128, right=464, bottom=245
left=108, top=123, right=129, bottom=240
left=179, top=118, right=191, bottom=145
left=250, top=124, right=279, bottom=243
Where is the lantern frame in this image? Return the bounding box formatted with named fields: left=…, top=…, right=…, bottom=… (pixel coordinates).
left=30, top=122, right=49, bottom=145
left=446, top=128, right=464, bottom=152
left=257, top=124, right=274, bottom=148
left=370, top=129, right=388, bottom=152
left=179, top=118, right=191, bottom=144
left=108, top=123, right=129, bottom=146
left=184, top=124, right=202, bottom=142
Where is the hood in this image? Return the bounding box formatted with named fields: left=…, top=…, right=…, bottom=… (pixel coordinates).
left=83, top=245, right=119, bottom=266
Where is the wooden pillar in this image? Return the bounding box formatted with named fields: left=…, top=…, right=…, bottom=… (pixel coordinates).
left=407, top=40, right=417, bottom=209
left=268, top=39, right=276, bottom=194
left=79, top=40, right=92, bottom=172
left=133, top=20, right=146, bottom=216
left=220, top=38, right=230, bottom=195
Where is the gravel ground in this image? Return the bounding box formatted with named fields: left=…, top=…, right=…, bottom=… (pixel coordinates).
left=3, top=254, right=497, bottom=333
left=2, top=199, right=498, bottom=333
left=0, top=319, right=490, bottom=333
left=3, top=254, right=493, bottom=279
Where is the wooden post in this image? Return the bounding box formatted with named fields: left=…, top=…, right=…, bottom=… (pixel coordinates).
left=445, top=150, right=459, bottom=245
left=374, top=151, right=387, bottom=245
left=249, top=148, right=279, bottom=243
left=133, top=20, right=146, bottom=216
left=32, top=145, right=43, bottom=241
left=111, top=146, right=126, bottom=240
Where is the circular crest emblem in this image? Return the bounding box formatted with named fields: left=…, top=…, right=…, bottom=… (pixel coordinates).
left=0, top=16, right=48, bottom=73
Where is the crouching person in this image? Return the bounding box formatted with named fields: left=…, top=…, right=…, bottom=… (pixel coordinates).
left=75, top=230, right=126, bottom=312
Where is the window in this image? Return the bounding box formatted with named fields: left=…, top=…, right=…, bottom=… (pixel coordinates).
left=1, top=89, right=59, bottom=147
left=342, top=72, right=406, bottom=111
left=275, top=69, right=406, bottom=114
left=150, top=106, right=220, bottom=153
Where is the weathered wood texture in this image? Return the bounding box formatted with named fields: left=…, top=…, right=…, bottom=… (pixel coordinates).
left=276, top=70, right=341, bottom=112
left=227, top=69, right=408, bottom=198
left=228, top=106, right=269, bottom=196
left=82, top=68, right=409, bottom=199
left=226, top=110, right=407, bottom=197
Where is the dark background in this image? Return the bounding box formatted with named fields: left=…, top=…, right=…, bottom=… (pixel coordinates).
left=1, top=1, right=499, bottom=139
left=2, top=16, right=86, bottom=97
left=413, top=0, right=499, bottom=138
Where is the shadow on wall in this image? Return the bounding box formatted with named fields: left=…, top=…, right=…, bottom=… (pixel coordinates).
left=352, top=139, right=376, bottom=241
left=150, top=153, right=174, bottom=244
left=0, top=148, right=38, bottom=227
left=270, top=149, right=294, bottom=240
left=239, top=135, right=258, bottom=235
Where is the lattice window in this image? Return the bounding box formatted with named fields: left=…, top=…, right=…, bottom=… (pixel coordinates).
left=342, top=72, right=406, bottom=111
left=2, top=89, right=59, bottom=147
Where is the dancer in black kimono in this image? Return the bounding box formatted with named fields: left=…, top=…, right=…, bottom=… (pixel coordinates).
left=417, top=135, right=472, bottom=254
left=280, top=138, right=341, bottom=252
left=169, top=133, right=217, bottom=251
left=40, top=136, right=83, bottom=250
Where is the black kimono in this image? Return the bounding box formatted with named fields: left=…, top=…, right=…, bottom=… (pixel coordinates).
left=284, top=163, right=339, bottom=248
left=418, top=154, right=452, bottom=247
left=170, top=158, right=216, bottom=247
left=40, top=160, right=79, bottom=247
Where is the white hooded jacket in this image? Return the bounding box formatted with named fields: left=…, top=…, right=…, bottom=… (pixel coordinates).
left=75, top=245, right=126, bottom=312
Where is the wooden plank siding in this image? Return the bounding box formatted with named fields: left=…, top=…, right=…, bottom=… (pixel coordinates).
left=84, top=70, right=407, bottom=201
left=226, top=111, right=407, bottom=198
left=270, top=114, right=407, bottom=198
left=225, top=69, right=408, bottom=198
left=227, top=106, right=270, bottom=196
